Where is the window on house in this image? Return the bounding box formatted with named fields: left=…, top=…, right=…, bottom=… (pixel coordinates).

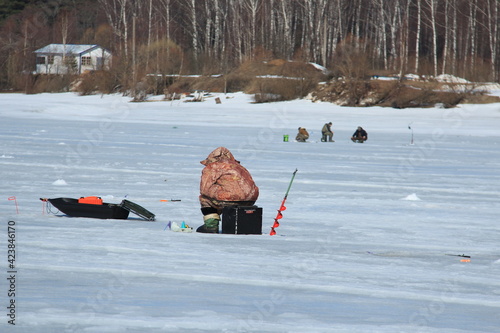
left=81, top=56, right=92, bottom=66
left=36, top=57, right=46, bottom=64
left=47, top=55, right=54, bottom=65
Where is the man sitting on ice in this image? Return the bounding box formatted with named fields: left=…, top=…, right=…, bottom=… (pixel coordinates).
left=197, top=147, right=259, bottom=233
left=351, top=126, right=368, bottom=143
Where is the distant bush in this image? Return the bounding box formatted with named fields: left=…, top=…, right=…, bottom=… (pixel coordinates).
left=166, top=77, right=200, bottom=94
left=311, top=78, right=500, bottom=108
left=253, top=93, right=283, bottom=103
left=224, top=73, right=253, bottom=92
left=388, top=80, right=469, bottom=108
left=233, top=59, right=324, bottom=102
left=28, top=74, right=74, bottom=94
left=73, top=71, right=117, bottom=95
left=312, top=79, right=374, bottom=106
left=249, top=77, right=318, bottom=103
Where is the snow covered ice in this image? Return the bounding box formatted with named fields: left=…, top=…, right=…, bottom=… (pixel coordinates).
left=1, top=92, right=500, bottom=332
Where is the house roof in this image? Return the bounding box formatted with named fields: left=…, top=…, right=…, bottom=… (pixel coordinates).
left=34, top=44, right=105, bottom=55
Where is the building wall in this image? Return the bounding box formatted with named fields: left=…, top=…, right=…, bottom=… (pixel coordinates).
left=79, top=48, right=112, bottom=73
left=35, top=47, right=111, bottom=74
left=35, top=54, right=73, bottom=74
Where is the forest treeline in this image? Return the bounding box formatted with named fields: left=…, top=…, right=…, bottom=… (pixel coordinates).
left=0, top=0, right=499, bottom=93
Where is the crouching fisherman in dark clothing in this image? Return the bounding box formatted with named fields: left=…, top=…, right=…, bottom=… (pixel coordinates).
left=197, top=147, right=259, bottom=233
left=351, top=126, right=368, bottom=143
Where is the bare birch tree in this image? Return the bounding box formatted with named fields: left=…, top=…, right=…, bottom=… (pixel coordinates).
left=98, top=0, right=129, bottom=56
left=277, top=0, right=294, bottom=59
left=374, top=0, right=388, bottom=70
left=484, top=0, right=499, bottom=80
left=441, top=0, right=450, bottom=74
left=177, top=0, right=199, bottom=64
left=423, top=0, right=439, bottom=76
left=241, top=0, right=262, bottom=56
left=415, top=0, right=422, bottom=73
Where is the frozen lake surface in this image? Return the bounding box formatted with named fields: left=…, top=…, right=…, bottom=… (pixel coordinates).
left=1, top=92, right=499, bottom=332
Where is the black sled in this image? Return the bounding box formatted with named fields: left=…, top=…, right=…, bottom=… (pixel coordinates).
left=41, top=197, right=155, bottom=221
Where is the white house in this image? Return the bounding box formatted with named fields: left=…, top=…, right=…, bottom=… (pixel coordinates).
left=34, top=44, right=112, bottom=75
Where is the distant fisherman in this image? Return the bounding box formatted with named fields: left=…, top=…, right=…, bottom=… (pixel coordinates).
left=351, top=126, right=368, bottom=143
left=321, top=122, right=334, bottom=142
left=296, top=127, right=309, bottom=142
